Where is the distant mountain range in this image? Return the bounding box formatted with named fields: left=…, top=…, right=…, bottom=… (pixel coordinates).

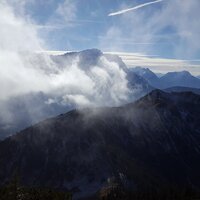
left=129, top=67, right=159, bottom=88
left=1, top=49, right=200, bottom=199
left=0, top=92, right=71, bottom=140
left=53, top=49, right=154, bottom=101
left=1, top=90, right=200, bottom=199
left=165, top=86, right=200, bottom=95
left=0, top=50, right=199, bottom=141
left=131, top=66, right=200, bottom=89
left=160, top=71, right=200, bottom=88
left=0, top=50, right=154, bottom=140
left=155, top=72, right=164, bottom=78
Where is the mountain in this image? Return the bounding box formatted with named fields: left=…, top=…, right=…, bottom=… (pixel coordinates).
left=130, top=67, right=159, bottom=88
left=0, top=90, right=200, bottom=199
left=155, top=72, right=165, bottom=78
left=131, top=67, right=200, bottom=89
left=52, top=49, right=154, bottom=99
left=51, top=49, right=128, bottom=73
left=160, top=71, right=200, bottom=89
left=126, top=69, right=154, bottom=99
left=0, top=50, right=153, bottom=140
left=165, top=86, right=200, bottom=95
left=0, top=92, right=71, bottom=140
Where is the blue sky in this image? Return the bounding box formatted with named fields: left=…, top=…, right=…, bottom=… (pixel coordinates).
left=24, top=0, right=199, bottom=58
left=0, top=0, right=200, bottom=105
left=1, top=0, right=200, bottom=74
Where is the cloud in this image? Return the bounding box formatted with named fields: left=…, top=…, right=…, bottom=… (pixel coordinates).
left=47, top=54, right=130, bottom=107
left=0, top=1, right=130, bottom=107
left=0, top=1, right=42, bottom=51
left=56, top=0, right=77, bottom=22
left=105, top=52, right=200, bottom=75
left=0, top=0, right=133, bottom=138
left=100, top=0, right=200, bottom=62
left=41, top=50, right=200, bottom=76
left=108, top=0, right=163, bottom=16
left=0, top=0, right=49, bottom=100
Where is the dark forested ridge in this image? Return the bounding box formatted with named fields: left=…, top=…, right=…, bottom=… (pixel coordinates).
left=0, top=174, right=72, bottom=200
left=0, top=90, right=200, bottom=199
left=0, top=177, right=199, bottom=200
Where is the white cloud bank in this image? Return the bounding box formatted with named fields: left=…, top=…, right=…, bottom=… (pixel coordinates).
left=0, top=0, right=47, bottom=99
left=0, top=1, right=130, bottom=108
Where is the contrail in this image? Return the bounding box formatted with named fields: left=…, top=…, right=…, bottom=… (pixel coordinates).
left=108, top=0, right=163, bottom=16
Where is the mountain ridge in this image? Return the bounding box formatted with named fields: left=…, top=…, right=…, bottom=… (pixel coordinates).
left=131, top=66, right=200, bottom=89
left=1, top=90, right=200, bottom=199
left=0, top=49, right=153, bottom=140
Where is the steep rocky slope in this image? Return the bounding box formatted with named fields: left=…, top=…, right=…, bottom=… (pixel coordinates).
left=0, top=90, right=200, bottom=199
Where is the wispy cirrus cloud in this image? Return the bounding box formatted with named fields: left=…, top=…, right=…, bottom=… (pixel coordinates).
left=55, top=0, right=77, bottom=23
left=106, top=52, right=200, bottom=75
left=100, top=0, right=200, bottom=64
left=41, top=51, right=200, bottom=76
left=108, top=0, right=163, bottom=16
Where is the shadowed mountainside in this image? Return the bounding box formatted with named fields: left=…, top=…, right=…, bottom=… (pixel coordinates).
left=0, top=90, right=200, bottom=199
